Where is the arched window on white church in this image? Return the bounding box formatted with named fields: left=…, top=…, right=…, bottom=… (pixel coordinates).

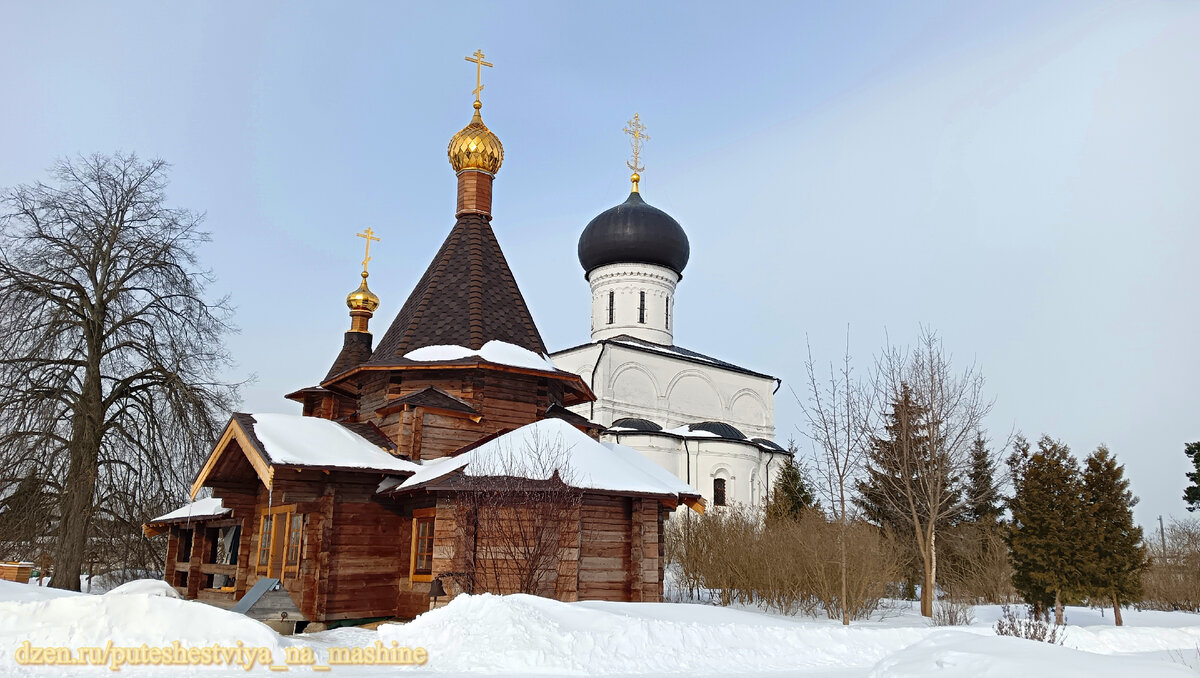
left=713, top=478, right=727, bottom=506
left=608, top=290, right=614, bottom=324
left=666, top=295, right=670, bottom=330
left=638, top=291, right=646, bottom=324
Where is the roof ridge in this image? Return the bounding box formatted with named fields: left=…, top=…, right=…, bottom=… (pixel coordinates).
left=365, top=215, right=546, bottom=364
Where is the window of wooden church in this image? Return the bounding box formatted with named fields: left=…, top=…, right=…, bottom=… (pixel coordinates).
left=713, top=478, right=727, bottom=506
left=257, top=518, right=271, bottom=568
left=410, top=508, right=436, bottom=583
left=607, top=291, right=614, bottom=324
left=286, top=514, right=303, bottom=567
left=638, top=291, right=646, bottom=323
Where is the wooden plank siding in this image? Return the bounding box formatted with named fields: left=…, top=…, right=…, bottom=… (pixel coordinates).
left=577, top=494, right=663, bottom=602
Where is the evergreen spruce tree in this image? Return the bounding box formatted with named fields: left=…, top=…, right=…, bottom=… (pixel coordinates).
left=1083, top=445, right=1148, bottom=626
left=963, top=431, right=1002, bottom=525
left=766, top=443, right=816, bottom=522
left=1006, top=434, right=1090, bottom=624
left=855, top=384, right=962, bottom=601
left=1183, top=442, right=1200, bottom=512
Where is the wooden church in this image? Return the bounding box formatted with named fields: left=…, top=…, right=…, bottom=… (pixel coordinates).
left=145, top=54, right=702, bottom=626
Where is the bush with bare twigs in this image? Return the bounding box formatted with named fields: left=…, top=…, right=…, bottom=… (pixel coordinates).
left=994, top=604, right=1065, bottom=643
left=931, top=598, right=975, bottom=626
left=667, top=506, right=899, bottom=621
left=1140, top=518, right=1200, bottom=613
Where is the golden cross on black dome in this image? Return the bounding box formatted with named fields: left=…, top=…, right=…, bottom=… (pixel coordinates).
left=465, top=49, right=493, bottom=103
left=624, top=113, right=650, bottom=192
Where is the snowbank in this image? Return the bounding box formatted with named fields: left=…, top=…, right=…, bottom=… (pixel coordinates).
left=5, top=578, right=1200, bottom=677
left=868, top=631, right=1196, bottom=677
left=0, top=583, right=285, bottom=666
left=104, top=579, right=182, bottom=598
left=403, top=340, right=558, bottom=372
left=379, top=593, right=933, bottom=675
left=0, top=580, right=80, bottom=603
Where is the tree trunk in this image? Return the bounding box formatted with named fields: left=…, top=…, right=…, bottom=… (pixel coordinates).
left=839, top=519, right=848, bottom=625
left=839, top=489, right=849, bottom=625
left=49, top=420, right=100, bottom=590
left=1054, top=589, right=1064, bottom=625
left=1112, top=594, right=1123, bottom=626
left=920, top=528, right=937, bottom=617
left=49, top=354, right=103, bottom=591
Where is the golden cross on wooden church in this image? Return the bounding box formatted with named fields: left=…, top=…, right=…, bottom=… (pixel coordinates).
left=356, top=228, right=380, bottom=275
left=624, top=113, right=650, bottom=174
left=464, top=49, right=493, bottom=102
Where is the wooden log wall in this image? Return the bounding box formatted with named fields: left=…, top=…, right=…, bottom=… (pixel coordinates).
left=577, top=494, right=663, bottom=602
left=164, top=531, right=179, bottom=591
left=360, top=368, right=570, bottom=461
left=322, top=496, right=405, bottom=621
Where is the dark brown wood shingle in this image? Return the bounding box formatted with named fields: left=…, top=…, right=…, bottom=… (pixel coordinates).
left=366, top=214, right=547, bottom=364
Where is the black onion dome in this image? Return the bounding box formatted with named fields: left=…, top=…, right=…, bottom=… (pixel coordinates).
left=578, top=191, right=690, bottom=276
left=688, top=421, right=747, bottom=440
left=610, top=417, right=663, bottom=432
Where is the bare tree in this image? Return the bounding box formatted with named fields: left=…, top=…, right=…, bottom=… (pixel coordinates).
left=0, top=154, right=240, bottom=590
left=870, top=327, right=992, bottom=617
left=450, top=429, right=582, bottom=597
left=794, top=333, right=876, bottom=625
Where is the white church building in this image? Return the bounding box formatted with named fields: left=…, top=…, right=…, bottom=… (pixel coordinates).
left=551, top=172, right=791, bottom=509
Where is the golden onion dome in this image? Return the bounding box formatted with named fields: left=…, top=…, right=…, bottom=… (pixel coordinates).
left=346, top=273, right=380, bottom=313
left=448, top=101, right=504, bottom=174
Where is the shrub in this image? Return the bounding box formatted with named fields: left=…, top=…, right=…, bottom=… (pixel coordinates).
left=931, top=598, right=975, bottom=626
left=993, top=604, right=1065, bottom=643
left=1140, top=518, right=1200, bottom=612
left=666, top=506, right=898, bottom=621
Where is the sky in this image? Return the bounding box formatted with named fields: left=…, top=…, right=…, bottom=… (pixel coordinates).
left=1, top=1, right=1197, bottom=529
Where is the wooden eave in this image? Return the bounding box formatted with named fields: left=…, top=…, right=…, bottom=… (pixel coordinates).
left=190, top=416, right=416, bottom=500
left=189, top=417, right=275, bottom=500
left=377, top=402, right=484, bottom=423
left=283, top=386, right=329, bottom=403
left=142, top=512, right=233, bottom=537
left=381, top=466, right=703, bottom=512
left=321, top=360, right=596, bottom=406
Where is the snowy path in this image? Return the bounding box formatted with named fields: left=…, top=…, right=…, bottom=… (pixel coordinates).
left=1, top=581, right=1198, bottom=677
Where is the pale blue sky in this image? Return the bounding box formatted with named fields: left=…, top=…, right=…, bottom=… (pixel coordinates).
left=2, top=1, right=1197, bottom=527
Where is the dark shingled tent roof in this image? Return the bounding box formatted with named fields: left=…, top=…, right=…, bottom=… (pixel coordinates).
left=324, top=331, right=375, bottom=382
left=366, top=214, right=547, bottom=364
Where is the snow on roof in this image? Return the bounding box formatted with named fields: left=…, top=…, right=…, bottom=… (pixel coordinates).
left=393, top=418, right=698, bottom=497
left=665, top=425, right=722, bottom=438
left=150, top=497, right=229, bottom=523
left=249, top=413, right=421, bottom=474
left=403, top=340, right=558, bottom=372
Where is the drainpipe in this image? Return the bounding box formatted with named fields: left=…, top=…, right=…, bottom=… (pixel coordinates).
left=764, top=450, right=776, bottom=503
left=588, top=341, right=610, bottom=421
left=683, top=438, right=691, bottom=486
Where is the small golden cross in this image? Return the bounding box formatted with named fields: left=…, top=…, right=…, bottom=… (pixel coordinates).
left=464, top=49, right=493, bottom=102
left=624, top=113, right=650, bottom=174
left=356, top=228, right=381, bottom=275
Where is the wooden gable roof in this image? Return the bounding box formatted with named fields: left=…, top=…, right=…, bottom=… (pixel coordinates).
left=190, top=413, right=417, bottom=499
left=364, top=213, right=547, bottom=366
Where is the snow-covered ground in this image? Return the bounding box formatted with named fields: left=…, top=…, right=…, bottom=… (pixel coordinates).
left=1, top=579, right=1198, bottom=677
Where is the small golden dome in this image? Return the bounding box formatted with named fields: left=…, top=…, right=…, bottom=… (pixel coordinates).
left=346, top=272, right=380, bottom=313
left=448, top=101, right=504, bottom=175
